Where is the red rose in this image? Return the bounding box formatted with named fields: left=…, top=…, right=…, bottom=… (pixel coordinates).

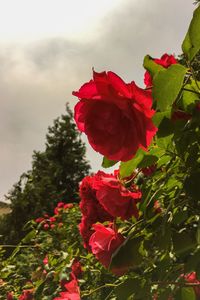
left=184, top=272, right=200, bottom=298
left=71, top=259, right=82, bottom=279
left=93, top=171, right=142, bottom=220
left=144, top=53, right=177, bottom=87
left=89, top=223, right=124, bottom=272
left=19, top=289, right=34, bottom=300
left=6, top=292, right=14, bottom=300
left=79, top=174, right=114, bottom=249
left=54, top=279, right=80, bottom=300
left=73, top=70, right=157, bottom=162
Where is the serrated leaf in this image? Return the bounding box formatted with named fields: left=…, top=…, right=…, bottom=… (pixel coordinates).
left=102, top=156, right=118, bottom=168
left=153, top=64, right=187, bottom=111
left=182, top=5, right=200, bottom=61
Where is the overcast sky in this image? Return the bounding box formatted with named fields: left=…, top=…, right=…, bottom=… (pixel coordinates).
left=0, top=0, right=195, bottom=201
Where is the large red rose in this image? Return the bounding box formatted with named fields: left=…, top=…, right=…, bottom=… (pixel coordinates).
left=144, top=53, right=177, bottom=87
left=73, top=70, right=157, bottom=162
left=93, top=171, right=142, bottom=220
left=89, top=223, right=125, bottom=272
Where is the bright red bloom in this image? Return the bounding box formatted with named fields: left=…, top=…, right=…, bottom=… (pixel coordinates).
left=89, top=223, right=125, bottom=273
left=184, top=272, right=200, bottom=298
left=93, top=171, right=142, bottom=220
left=43, top=256, right=48, bottom=265
left=153, top=200, right=162, bottom=214
left=6, top=292, right=14, bottom=300
left=64, top=203, right=74, bottom=209
left=57, top=202, right=64, bottom=208
left=18, top=289, right=34, bottom=300
left=79, top=174, right=114, bottom=249
left=54, top=279, right=80, bottom=300
left=144, top=53, right=177, bottom=87
left=35, top=217, right=44, bottom=223
left=43, top=223, right=49, bottom=230
left=73, top=70, right=157, bottom=162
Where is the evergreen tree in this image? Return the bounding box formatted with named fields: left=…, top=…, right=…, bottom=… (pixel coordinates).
left=0, top=104, right=90, bottom=245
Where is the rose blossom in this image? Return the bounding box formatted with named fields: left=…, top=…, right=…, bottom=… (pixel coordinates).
left=93, top=171, right=142, bottom=220
left=79, top=174, right=114, bottom=249
left=144, top=53, right=177, bottom=87
left=71, top=259, right=82, bottom=279
left=73, top=70, right=157, bottom=162
left=54, top=279, right=80, bottom=300
left=184, top=272, right=200, bottom=298
left=18, top=289, right=34, bottom=300
left=89, top=223, right=124, bottom=272
left=6, top=292, right=14, bottom=300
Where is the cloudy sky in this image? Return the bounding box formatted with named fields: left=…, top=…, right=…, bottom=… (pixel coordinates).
left=0, top=0, right=195, bottom=201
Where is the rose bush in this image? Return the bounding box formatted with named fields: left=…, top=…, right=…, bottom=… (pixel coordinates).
left=73, top=70, right=157, bottom=161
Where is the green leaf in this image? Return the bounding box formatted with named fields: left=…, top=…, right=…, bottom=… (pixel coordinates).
left=153, top=110, right=171, bottom=127
left=120, top=149, right=159, bottom=178
left=181, top=287, right=196, bottom=300
left=110, top=237, right=143, bottom=271
left=185, top=250, right=200, bottom=273
left=182, top=5, right=200, bottom=61
left=184, top=171, right=200, bottom=201
left=153, top=64, right=187, bottom=111
left=102, top=156, right=118, bottom=168
left=115, top=278, right=140, bottom=300
left=173, top=231, right=197, bottom=256
left=181, top=81, right=200, bottom=113
left=120, top=149, right=145, bottom=178
left=143, top=55, right=164, bottom=78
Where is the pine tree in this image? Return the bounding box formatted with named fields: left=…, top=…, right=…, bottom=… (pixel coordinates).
left=0, top=104, right=90, bottom=245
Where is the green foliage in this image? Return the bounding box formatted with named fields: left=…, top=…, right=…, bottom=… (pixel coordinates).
left=153, top=64, right=187, bottom=111
left=182, top=5, right=200, bottom=61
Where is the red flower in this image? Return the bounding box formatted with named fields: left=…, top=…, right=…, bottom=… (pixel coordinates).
left=54, top=279, right=80, bottom=300
left=43, top=223, right=49, bottom=230
left=18, top=289, right=34, bottom=300
left=89, top=223, right=124, bottom=273
left=79, top=174, right=114, bottom=249
left=6, top=292, right=14, bottom=300
left=64, top=203, right=74, bottom=209
left=73, top=70, right=157, bottom=162
left=43, top=256, right=48, bottom=265
left=71, top=259, right=82, bottom=279
left=184, top=272, right=200, bottom=298
left=35, top=217, right=44, bottom=223
left=94, top=171, right=142, bottom=220
left=144, top=53, right=177, bottom=87
left=153, top=200, right=162, bottom=214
